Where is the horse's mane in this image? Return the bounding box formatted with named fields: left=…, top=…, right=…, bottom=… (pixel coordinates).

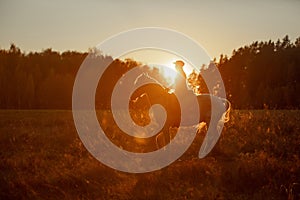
left=134, top=73, right=166, bottom=89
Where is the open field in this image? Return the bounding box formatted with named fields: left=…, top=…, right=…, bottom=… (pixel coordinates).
left=0, top=110, right=299, bottom=199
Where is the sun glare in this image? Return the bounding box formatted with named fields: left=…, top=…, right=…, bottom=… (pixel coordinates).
left=158, top=60, right=194, bottom=86
left=159, top=63, right=178, bottom=86
left=120, top=49, right=194, bottom=86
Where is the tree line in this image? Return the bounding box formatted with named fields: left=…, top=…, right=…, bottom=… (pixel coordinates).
left=0, top=35, right=299, bottom=109
left=189, top=35, right=300, bottom=109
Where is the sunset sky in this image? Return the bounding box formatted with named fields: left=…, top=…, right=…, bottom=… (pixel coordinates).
left=1, top=0, right=300, bottom=60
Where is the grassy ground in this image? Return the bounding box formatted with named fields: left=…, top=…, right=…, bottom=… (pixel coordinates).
left=0, top=110, right=299, bottom=199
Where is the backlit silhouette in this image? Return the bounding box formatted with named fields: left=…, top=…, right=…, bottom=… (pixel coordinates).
left=130, top=60, right=231, bottom=150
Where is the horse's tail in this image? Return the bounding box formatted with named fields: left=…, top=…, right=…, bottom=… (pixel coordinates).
left=220, top=98, right=231, bottom=123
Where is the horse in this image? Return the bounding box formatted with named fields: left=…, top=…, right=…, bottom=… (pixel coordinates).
left=130, top=72, right=231, bottom=151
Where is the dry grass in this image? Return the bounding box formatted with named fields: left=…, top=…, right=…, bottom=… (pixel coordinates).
left=0, top=110, right=299, bottom=199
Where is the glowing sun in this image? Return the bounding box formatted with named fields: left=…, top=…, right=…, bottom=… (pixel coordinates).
left=159, top=62, right=178, bottom=86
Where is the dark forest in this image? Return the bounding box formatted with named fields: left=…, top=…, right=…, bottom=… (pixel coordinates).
left=1, top=35, right=299, bottom=109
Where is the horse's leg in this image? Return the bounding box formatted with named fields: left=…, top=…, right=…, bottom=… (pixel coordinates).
left=155, top=130, right=168, bottom=150
left=197, top=95, right=227, bottom=158
left=198, top=113, right=222, bottom=158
